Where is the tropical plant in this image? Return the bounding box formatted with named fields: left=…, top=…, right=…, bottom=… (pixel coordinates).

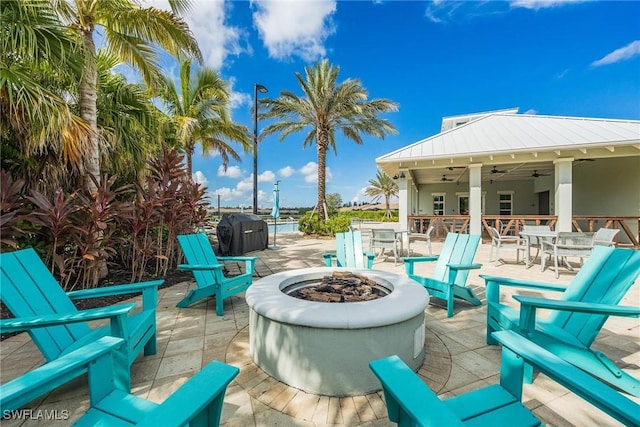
left=0, top=170, right=26, bottom=250
left=260, top=59, right=398, bottom=221
left=325, top=192, right=343, bottom=217
left=1, top=0, right=92, bottom=188
left=365, top=170, right=398, bottom=218
left=56, top=0, right=202, bottom=194
left=158, top=60, right=251, bottom=178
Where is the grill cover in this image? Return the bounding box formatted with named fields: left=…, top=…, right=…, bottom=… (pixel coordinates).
left=216, top=213, right=268, bottom=255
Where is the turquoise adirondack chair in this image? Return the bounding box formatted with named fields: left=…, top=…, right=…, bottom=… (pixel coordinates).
left=403, top=233, right=482, bottom=317
left=0, top=335, right=239, bottom=426
left=177, top=233, right=256, bottom=315
left=0, top=248, right=161, bottom=390
left=369, top=330, right=639, bottom=427
left=482, top=246, right=640, bottom=397
left=322, top=229, right=375, bottom=268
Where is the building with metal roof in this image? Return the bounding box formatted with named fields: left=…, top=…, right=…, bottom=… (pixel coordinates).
left=376, top=110, right=640, bottom=242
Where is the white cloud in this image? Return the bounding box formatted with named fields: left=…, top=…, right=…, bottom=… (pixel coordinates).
left=236, top=176, right=254, bottom=192
left=212, top=186, right=242, bottom=201
left=510, top=0, right=585, bottom=10
left=351, top=187, right=369, bottom=204
left=217, top=165, right=243, bottom=178
left=252, top=0, right=337, bottom=61
left=228, top=77, right=252, bottom=110
left=523, top=109, right=538, bottom=115
left=278, top=166, right=295, bottom=177
left=300, top=161, right=332, bottom=184
left=192, top=170, right=208, bottom=186
left=591, top=40, right=640, bottom=67
left=258, top=170, right=276, bottom=183
left=147, top=0, right=247, bottom=70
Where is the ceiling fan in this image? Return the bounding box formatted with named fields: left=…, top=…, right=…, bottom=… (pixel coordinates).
left=531, top=170, right=550, bottom=178
left=441, top=175, right=454, bottom=182
left=490, top=166, right=506, bottom=174
left=445, top=166, right=465, bottom=171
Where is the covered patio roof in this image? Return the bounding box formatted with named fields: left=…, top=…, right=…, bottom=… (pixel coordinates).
left=377, top=113, right=640, bottom=184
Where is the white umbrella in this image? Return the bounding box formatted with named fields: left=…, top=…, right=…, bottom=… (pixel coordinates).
left=270, top=181, right=281, bottom=248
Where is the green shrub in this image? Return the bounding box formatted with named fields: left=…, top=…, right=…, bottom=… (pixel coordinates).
left=298, top=212, right=352, bottom=236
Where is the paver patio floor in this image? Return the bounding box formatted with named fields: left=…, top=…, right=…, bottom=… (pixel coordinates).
left=1, top=233, right=638, bottom=426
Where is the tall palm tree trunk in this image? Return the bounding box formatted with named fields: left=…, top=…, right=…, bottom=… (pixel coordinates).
left=79, top=28, right=100, bottom=194
left=385, top=196, right=391, bottom=218
left=316, top=138, right=328, bottom=220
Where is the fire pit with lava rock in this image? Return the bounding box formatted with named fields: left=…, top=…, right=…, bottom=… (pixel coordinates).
left=245, top=267, right=429, bottom=396
left=288, top=271, right=388, bottom=303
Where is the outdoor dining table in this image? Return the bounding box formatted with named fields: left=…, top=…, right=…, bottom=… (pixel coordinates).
left=518, top=229, right=558, bottom=268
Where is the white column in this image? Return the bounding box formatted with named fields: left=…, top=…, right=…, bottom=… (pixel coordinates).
left=398, top=171, right=408, bottom=236
left=554, top=159, right=573, bottom=232
left=469, top=164, right=482, bottom=235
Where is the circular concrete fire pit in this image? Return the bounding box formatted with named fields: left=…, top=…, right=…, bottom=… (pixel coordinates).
left=245, top=267, right=429, bottom=396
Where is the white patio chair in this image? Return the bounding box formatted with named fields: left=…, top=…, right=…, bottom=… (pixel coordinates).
left=593, top=228, right=619, bottom=247
left=488, top=226, right=525, bottom=265
left=541, top=232, right=594, bottom=278
left=370, top=228, right=400, bottom=265
left=407, top=225, right=434, bottom=255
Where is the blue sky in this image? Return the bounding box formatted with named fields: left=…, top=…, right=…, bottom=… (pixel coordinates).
left=144, top=0, right=640, bottom=209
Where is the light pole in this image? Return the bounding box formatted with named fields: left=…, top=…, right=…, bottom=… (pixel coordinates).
left=253, top=83, right=268, bottom=214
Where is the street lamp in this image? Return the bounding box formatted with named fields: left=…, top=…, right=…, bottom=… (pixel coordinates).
left=253, top=83, right=268, bottom=214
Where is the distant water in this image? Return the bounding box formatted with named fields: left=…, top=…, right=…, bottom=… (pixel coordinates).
left=268, top=221, right=299, bottom=234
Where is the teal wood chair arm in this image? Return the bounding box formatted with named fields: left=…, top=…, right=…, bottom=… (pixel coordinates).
left=217, top=256, right=257, bottom=263
left=514, top=296, right=640, bottom=317
left=66, top=280, right=163, bottom=300
left=482, top=274, right=567, bottom=305
left=178, top=263, right=224, bottom=271
left=402, top=256, right=439, bottom=276
left=480, top=275, right=568, bottom=292
left=0, top=304, right=135, bottom=333
left=0, top=336, right=125, bottom=412
left=514, top=295, right=640, bottom=333
left=136, top=360, right=239, bottom=427
left=448, top=263, right=482, bottom=271
left=493, top=331, right=640, bottom=426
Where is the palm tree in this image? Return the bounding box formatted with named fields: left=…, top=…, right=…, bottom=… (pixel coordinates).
left=260, top=59, right=398, bottom=220
left=56, top=0, right=202, bottom=193
left=1, top=0, right=92, bottom=186
left=365, top=170, right=398, bottom=218
left=158, top=60, right=251, bottom=178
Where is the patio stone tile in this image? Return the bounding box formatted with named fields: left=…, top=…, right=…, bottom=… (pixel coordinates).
left=451, top=349, right=500, bottom=379
left=147, top=372, right=192, bottom=402
left=154, top=350, right=202, bottom=379
left=269, top=384, right=298, bottom=412
left=441, top=362, right=483, bottom=392
left=365, top=392, right=387, bottom=420
left=326, top=397, right=344, bottom=424
left=339, top=397, right=360, bottom=425
left=282, top=390, right=320, bottom=420
left=352, top=395, right=377, bottom=422
left=131, top=357, right=161, bottom=385
left=441, top=325, right=487, bottom=351
left=255, top=379, right=288, bottom=406
left=311, top=395, right=331, bottom=424
left=164, top=335, right=204, bottom=357
left=221, top=384, right=255, bottom=427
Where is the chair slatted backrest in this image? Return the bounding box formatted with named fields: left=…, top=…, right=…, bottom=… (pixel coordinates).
left=551, top=246, right=640, bottom=346
left=593, top=228, right=620, bottom=246
left=432, top=233, right=481, bottom=286
left=0, top=249, right=90, bottom=361
left=177, top=234, right=227, bottom=286
left=335, top=230, right=365, bottom=268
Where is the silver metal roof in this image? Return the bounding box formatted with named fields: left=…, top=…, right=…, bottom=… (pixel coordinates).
left=376, top=113, right=640, bottom=183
